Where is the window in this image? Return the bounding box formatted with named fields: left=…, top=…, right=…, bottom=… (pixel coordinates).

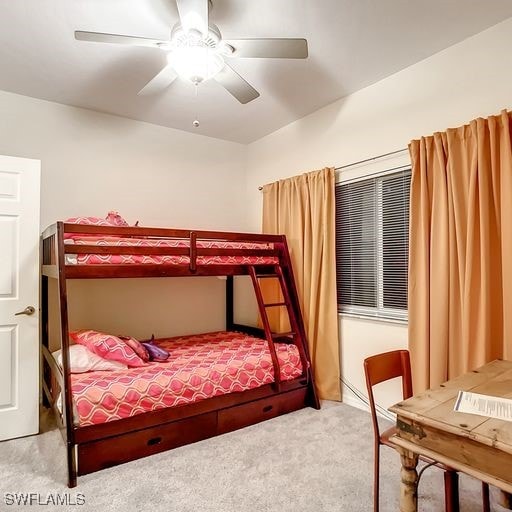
left=335, top=166, right=411, bottom=321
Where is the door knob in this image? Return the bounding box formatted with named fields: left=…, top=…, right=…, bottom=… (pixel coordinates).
left=15, top=306, right=36, bottom=316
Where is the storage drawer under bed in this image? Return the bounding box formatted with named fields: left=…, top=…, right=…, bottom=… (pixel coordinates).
left=218, top=387, right=307, bottom=434
left=77, top=386, right=308, bottom=476
left=78, top=411, right=217, bottom=475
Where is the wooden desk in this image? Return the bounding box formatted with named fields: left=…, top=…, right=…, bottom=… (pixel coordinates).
left=389, top=360, right=512, bottom=512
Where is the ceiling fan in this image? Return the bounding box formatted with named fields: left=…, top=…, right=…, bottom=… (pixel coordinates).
left=75, top=0, right=308, bottom=104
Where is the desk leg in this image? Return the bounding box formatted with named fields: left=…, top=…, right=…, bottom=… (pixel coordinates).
left=399, top=448, right=419, bottom=512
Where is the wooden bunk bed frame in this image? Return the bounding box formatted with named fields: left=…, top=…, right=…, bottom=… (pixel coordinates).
left=41, top=222, right=320, bottom=487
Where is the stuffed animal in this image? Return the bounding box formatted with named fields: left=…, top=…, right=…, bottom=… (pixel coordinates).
left=141, top=335, right=170, bottom=362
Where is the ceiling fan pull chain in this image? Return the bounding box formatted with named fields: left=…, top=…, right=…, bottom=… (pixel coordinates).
left=193, top=82, right=200, bottom=128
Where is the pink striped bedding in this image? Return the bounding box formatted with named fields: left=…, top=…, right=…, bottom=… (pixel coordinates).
left=71, top=331, right=303, bottom=426
left=64, top=237, right=278, bottom=266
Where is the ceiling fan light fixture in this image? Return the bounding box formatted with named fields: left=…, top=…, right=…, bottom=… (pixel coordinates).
left=169, top=45, right=224, bottom=83
left=168, top=25, right=224, bottom=84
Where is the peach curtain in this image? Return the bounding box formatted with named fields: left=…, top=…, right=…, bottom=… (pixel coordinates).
left=408, top=110, right=512, bottom=392
left=262, top=167, right=341, bottom=400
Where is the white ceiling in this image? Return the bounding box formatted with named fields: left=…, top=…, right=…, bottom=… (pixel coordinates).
left=1, top=1, right=512, bottom=143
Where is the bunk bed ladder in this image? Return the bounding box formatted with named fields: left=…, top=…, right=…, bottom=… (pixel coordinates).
left=250, top=264, right=311, bottom=385
left=249, top=263, right=311, bottom=391
left=273, top=264, right=310, bottom=381
left=248, top=267, right=283, bottom=392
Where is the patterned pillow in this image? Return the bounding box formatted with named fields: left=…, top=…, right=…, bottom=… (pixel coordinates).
left=70, top=330, right=146, bottom=367
left=64, top=212, right=130, bottom=239
left=65, top=216, right=114, bottom=227
left=53, top=344, right=128, bottom=373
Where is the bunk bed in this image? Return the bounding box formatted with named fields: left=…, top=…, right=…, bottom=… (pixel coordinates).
left=41, top=222, right=319, bottom=487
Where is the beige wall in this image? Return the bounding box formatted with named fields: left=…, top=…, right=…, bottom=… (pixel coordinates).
left=0, top=90, right=248, bottom=338
left=245, top=18, right=512, bottom=411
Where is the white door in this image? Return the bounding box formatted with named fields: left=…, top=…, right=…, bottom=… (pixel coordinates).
left=0, top=155, right=40, bottom=441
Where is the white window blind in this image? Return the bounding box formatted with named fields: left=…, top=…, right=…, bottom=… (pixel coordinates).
left=335, top=168, right=411, bottom=320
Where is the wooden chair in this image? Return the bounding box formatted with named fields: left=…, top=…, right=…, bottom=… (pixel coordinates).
left=363, top=350, right=490, bottom=512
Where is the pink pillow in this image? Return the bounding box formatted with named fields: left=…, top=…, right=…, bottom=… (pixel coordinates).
left=70, top=330, right=145, bottom=367
left=65, top=216, right=114, bottom=227
left=64, top=212, right=130, bottom=239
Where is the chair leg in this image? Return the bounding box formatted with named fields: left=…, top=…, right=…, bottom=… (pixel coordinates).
left=482, top=483, right=490, bottom=512
left=373, top=443, right=380, bottom=512
left=443, top=471, right=460, bottom=512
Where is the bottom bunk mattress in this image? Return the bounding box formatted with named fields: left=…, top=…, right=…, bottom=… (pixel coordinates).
left=71, top=331, right=303, bottom=426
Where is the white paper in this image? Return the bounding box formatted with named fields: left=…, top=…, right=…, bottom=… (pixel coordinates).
left=454, top=391, right=512, bottom=422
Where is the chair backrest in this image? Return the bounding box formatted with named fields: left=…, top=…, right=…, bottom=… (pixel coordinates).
left=363, top=350, right=413, bottom=443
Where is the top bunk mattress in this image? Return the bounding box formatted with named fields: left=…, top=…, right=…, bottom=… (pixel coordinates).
left=64, top=236, right=278, bottom=266
left=71, top=330, right=303, bottom=426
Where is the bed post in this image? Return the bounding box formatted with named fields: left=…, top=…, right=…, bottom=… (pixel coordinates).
left=189, top=231, right=197, bottom=273
left=40, top=230, right=50, bottom=409
left=56, top=222, right=77, bottom=487
left=40, top=272, right=50, bottom=408
left=226, top=276, right=234, bottom=331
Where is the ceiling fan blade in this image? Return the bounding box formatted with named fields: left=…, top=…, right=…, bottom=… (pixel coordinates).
left=75, top=31, right=168, bottom=48
left=175, top=0, right=209, bottom=36
left=223, top=38, right=308, bottom=59
left=214, top=64, right=259, bottom=104
left=138, top=65, right=178, bottom=96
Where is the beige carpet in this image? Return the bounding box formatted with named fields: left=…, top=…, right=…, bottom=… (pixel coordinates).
left=0, top=402, right=500, bottom=511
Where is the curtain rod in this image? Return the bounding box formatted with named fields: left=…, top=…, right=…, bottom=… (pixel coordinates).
left=258, top=148, right=408, bottom=190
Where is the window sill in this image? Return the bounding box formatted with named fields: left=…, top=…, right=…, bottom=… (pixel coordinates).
left=338, top=312, right=408, bottom=326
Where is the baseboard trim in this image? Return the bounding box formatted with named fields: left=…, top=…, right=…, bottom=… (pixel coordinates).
left=341, top=393, right=370, bottom=413
left=340, top=386, right=395, bottom=422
